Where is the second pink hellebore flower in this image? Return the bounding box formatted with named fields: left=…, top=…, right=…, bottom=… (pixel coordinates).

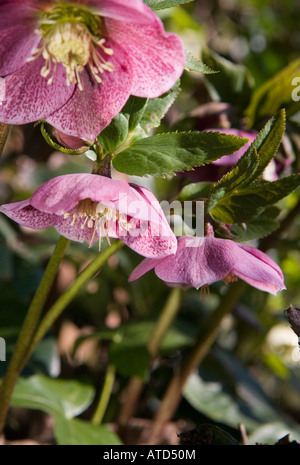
left=129, top=231, right=286, bottom=295
left=0, top=0, right=185, bottom=141
left=0, top=173, right=177, bottom=258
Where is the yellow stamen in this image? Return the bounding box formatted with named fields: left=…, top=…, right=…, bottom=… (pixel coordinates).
left=28, top=4, right=114, bottom=89
left=64, top=199, right=131, bottom=249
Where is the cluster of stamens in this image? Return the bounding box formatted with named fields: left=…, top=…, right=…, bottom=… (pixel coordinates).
left=28, top=4, right=114, bottom=90
left=63, top=199, right=131, bottom=249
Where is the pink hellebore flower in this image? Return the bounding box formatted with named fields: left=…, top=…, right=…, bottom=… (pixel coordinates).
left=0, top=0, right=185, bottom=141
left=0, top=173, right=177, bottom=258
left=129, top=231, right=286, bottom=295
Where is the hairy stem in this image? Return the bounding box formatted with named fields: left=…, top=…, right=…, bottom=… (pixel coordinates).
left=0, top=236, right=70, bottom=435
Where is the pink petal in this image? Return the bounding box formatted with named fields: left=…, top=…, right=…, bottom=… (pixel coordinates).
left=154, top=236, right=234, bottom=288
left=128, top=235, right=286, bottom=295
left=123, top=184, right=174, bottom=229
left=30, top=174, right=131, bottom=215
left=83, top=0, right=155, bottom=23
left=54, top=214, right=96, bottom=245
left=0, top=3, right=39, bottom=76
left=128, top=257, right=164, bottom=282
left=0, top=56, right=75, bottom=124
left=120, top=218, right=177, bottom=258
left=46, top=40, right=133, bottom=141
left=233, top=243, right=286, bottom=295
left=52, top=128, right=86, bottom=149
left=0, top=27, right=39, bottom=76
left=28, top=173, right=177, bottom=257
left=0, top=200, right=57, bottom=229
left=107, top=16, right=185, bottom=98
left=0, top=3, right=36, bottom=30
left=1, top=173, right=177, bottom=258
left=236, top=243, right=284, bottom=279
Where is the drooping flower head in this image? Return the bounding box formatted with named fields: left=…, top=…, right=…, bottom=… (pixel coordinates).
left=129, top=225, right=286, bottom=295
left=0, top=173, right=177, bottom=258
left=0, top=0, right=185, bottom=140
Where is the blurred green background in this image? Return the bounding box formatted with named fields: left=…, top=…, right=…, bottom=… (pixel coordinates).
left=0, top=0, right=300, bottom=445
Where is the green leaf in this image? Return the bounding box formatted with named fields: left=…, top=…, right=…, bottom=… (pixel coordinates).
left=113, top=131, right=249, bottom=177
left=247, top=109, right=286, bottom=179
left=206, top=110, right=286, bottom=213
left=210, top=175, right=300, bottom=224
left=11, top=375, right=94, bottom=419
left=183, top=372, right=259, bottom=431
left=98, top=113, right=129, bottom=153
left=54, top=416, right=122, bottom=445
left=121, top=96, right=148, bottom=132
left=245, top=59, right=300, bottom=127
left=30, top=337, right=60, bottom=377
left=8, top=375, right=122, bottom=445
left=176, top=181, right=213, bottom=201
left=139, top=81, right=181, bottom=135
left=109, top=341, right=150, bottom=380
left=230, top=206, right=280, bottom=242
left=143, top=0, right=195, bottom=10
left=248, top=422, right=300, bottom=446
left=185, top=49, right=217, bottom=74
left=206, top=148, right=259, bottom=212
left=202, top=48, right=254, bottom=108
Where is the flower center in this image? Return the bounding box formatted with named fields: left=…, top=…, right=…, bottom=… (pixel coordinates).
left=63, top=199, right=130, bottom=249
left=28, top=3, right=114, bottom=90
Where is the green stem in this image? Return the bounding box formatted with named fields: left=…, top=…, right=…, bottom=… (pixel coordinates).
left=0, top=239, right=123, bottom=436
left=92, top=364, right=116, bottom=425
left=147, top=287, right=183, bottom=358
left=145, top=281, right=246, bottom=445
left=117, top=287, right=183, bottom=429
left=0, top=235, right=70, bottom=435
left=25, top=240, right=124, bottom=364
left=0, top=123, right=10, bottom=156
